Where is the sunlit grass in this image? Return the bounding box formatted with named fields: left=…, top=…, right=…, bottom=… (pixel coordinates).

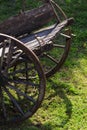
left=0, top=0, right=87, bottom=130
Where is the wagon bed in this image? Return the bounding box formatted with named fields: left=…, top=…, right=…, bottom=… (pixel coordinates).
left=20, top=19, right=73, bottom=51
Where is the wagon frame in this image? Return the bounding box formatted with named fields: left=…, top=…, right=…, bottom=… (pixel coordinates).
left=0, top=0, right=74, bottom=125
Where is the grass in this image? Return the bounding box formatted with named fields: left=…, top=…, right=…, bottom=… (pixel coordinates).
left=0, top=0, right=87, bottom=130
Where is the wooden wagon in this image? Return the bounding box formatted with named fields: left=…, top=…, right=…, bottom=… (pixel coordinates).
left=0, top=0, right=74, bottom=125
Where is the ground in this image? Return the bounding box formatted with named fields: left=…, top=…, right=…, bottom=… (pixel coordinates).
left=0, top=0, right=87, bottom=130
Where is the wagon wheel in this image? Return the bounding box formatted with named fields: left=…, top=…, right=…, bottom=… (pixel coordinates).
left=39, top=28, right=71, bottom=78
left=0, top=33, right=46, bottom=125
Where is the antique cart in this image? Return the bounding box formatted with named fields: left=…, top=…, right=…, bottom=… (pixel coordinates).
left=0, top=0, right=74, bottom=125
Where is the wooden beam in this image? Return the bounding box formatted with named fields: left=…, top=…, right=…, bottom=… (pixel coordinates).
left=0, top=3, right=55, bottom=37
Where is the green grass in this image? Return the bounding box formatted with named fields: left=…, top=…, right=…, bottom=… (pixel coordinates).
left=0, top=0, right=87, bottom=130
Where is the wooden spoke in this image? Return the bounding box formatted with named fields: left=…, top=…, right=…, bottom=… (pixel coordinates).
left=7, top=83, right=36, bottom=104
left=0, top=87, right=7, bottom=119
left=53, top=44, right=65, bottom=48
left=0, top=41, right=6, bottom=69
left=0, top=41, right=7, bottom=49
left=8, top=51, right=23, bottom=68
left=0, top=42, right=3, bottom=48
left=8, top=66, right=34, bottom=76
left=25, top=62, right=29, bottom=94
left=5, top=39, right=14, bottom=67
left=43, top=53, right=58, bottom=64
left=9, top=78, right=39, bottom=87
left=3, top=86, right=24, bottom=116
left=60, top=33, right=71, bottom=39
left=1, top=88, right=7, bottom=119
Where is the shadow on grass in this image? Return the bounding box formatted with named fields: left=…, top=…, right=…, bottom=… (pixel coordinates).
left=0, top=79, right=75, bottom=130
left=0, top=120, right=52, bottom=130
left=46, top=79, right=73, bottom=128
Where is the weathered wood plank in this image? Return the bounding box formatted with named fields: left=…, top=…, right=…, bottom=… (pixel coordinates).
left=0, top=3, right=55, bottom=37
